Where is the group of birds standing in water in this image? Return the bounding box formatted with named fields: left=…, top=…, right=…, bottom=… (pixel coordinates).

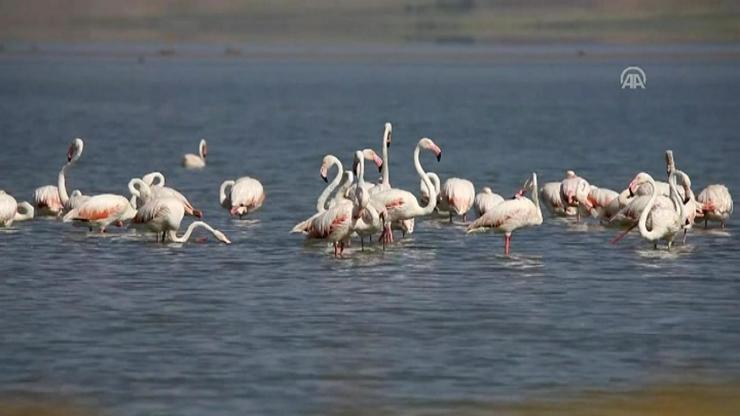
left=0, top=122, right=734, bottom=257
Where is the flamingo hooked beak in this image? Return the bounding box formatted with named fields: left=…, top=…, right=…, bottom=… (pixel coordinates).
left=67, top=145, right=75, bottom=162
left=373, top=155, right=383, bottom=172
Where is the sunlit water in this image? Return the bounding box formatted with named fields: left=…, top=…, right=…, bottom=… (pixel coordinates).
left=0, top=48, right=739, bottom=415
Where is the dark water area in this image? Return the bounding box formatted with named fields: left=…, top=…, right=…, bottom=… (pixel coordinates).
left=0, top=47, right=739, bottom=415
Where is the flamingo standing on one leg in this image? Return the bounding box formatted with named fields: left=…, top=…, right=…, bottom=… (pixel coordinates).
left=474, top=186, right=504, bottom=217
left=440, top=177, right=475, bottom=223
left=132, top=197, right=231, bottom=244
left=697, top=184, right=733, bottom=228
left=219, top=177, right=265, bottom=218
left=466, top=172, right=543, bottom=256
left=0, top=191, right=34, bottom=227
left=182, top=139, right=207, bottom=169
left=370, top=137, right=443, bottom=245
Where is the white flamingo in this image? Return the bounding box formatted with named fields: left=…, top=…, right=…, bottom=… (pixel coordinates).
left=62, top=194, right=137, bottom=232
left=466, top=172, right=543, bottom=256
left=540, top=181, right=572, bottom=217
left=627, top=171, right=684, bottom=249
left=0, top=191, right=34, bottom=227
left=419, top=172, right=442, bottom=209
left=219, top=177, right=265, bottom=218
left=474, top=186, right=504, bottom=217
left=582, top=185, right=620, bottom=222
left=440, top=177, right=475, bottom=222
left=351, top=150, right=386, bottom=250
left=370, top=137, right=442, bottom=245
left=56, top=138, right=88, bottom=212
left=698, top=184, right=733, bottom=228
left=33, top=138, right=84, bottom=216
left=129, top=178, right=203, bottom=218
left=373, top=122, right=415, bottom=237
left=291, top=155, right=346, bottom=234
left=182, top=139, right=207, bottom=169
left=132, top=197, right=231, bottom=244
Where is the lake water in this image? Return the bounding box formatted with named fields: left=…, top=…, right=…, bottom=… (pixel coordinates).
left=0, top=47, right=739, bottom=415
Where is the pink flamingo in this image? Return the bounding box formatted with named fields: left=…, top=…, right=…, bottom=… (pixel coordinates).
left=474, top=186, right=504, bottom=217
left=698, top=184, right=733, bottom=228
left=467, top=172, right=543, bottom=256
left=220, top=177, right=266, bottom=218
left=440, top=177, right=475, bottom=223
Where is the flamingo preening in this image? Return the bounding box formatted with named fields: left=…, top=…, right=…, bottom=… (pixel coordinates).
left=698, top=184, right=733, bottom=228
left=219, top=177, right=265, bottom=218
left=474, top=186, right=504, bottom=217
left=440, top=177, right=475, bottom=223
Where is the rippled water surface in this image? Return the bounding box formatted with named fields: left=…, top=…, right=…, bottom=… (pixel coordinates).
left=1, top=50, right=739, bottom=415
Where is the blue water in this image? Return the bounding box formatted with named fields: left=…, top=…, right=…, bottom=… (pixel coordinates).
left=0, top=49, right=739, bottom=415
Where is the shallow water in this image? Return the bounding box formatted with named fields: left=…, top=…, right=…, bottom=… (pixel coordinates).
left=0, top=49, right=739, bottom=415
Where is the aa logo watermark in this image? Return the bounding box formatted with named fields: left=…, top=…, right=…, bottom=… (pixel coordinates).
left=620, top=66, right=646, bottom=89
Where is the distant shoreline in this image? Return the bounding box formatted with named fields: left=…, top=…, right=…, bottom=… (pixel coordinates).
left=1, top=42, right=740, bottom=63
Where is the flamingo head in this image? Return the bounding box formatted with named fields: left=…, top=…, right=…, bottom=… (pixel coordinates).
left=384, top=122, right=392, bottom=148
left=213, top=229, right=231, bottom=245
left=628, top=172, right=653, bottom=196
left=419, top=138, right=442, bottom=161
left=481, top=186, right=493, bottom=194
left=230, top=204, right=247, bottom=217
left=575, top=179, right=593, bottom=209
left=565, top=170, right=576, bottom=179
left=320, top=155, right=336, bottom=182
left=199, top=139, right=208, bottom=159
left=362, top=149, right=384, bottom=173
left=67, top=138, right=84, bottom=162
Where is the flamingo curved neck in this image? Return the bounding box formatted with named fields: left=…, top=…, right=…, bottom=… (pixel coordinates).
left=169, top=221, right=215, bottom=243
left=317, top=156, right=343, bottom=212
left=57, top=163, right=71, bottom=205
left=15, top=202, right=34, bottom=221
left=414, top=144, right=437, bottom=216
left=532, top=173, right=542, bottom=221
left=668, top=171, right=685, bottom=223
left=638, top=176, right=662, bottom=240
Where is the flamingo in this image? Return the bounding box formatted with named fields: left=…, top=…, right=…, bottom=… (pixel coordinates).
left=0, top=191, right=34, bottom=227
left=132, top=197, right=231, bottom=244
left=560, top=170, right=593, bottom=221
left=372, top=122, right=415, bottom=237
left=350, top=150, right=386, bottom=250
left=466, top=172, right=543, bottom=256
left=346, top=149, right=383, bottom=197
left=474, top=186, right=504, bottom=217
left=440, top=177, right=475, bottom=223
left=698, top=184, right=733, bottom=228
left=291, top=155, right=347, bottom=234
left=62, top=194, right=137, bottom=232
left=182, top=139, right=207, bottom=169
left=540, top=181, right=571, bottom=216
left=33, top=138, right=84, bottom=216
left=627, top=171, right=684, bottom=249
left=219, top=177, right=265, bottom=218
left=582, top=186, right=620, bottom=222
left=57, top=138, right=88, bottom=212
left=370, top=137, right=442, bottom=245
left=130, top=176, right=203, bottom=217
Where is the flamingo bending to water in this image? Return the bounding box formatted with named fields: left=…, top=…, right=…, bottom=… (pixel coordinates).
left=466, top=173, right=543, bottom=256
left=182, top=139, right=207, bottom=169
left=0, top=191, right=34, bottom=227
left=560, top=170, right=593, bottom=221
left=132, top=197, right=230, bottom=244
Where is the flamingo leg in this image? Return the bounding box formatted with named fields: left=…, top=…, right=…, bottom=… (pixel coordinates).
left=682, top=229, right=688, bottom=244
left=449, top=212, right=453, bottom=224
left=504, top=234, right=511, bottom=256
left=611, top=222, right=638, bottom=244
left=463, top=213, right=467, bottom=223
left=361, top=237, right=364, bottom=251
left=333, top=242, right=338, bottom=257
left=704, top=218, right=708, bottom=229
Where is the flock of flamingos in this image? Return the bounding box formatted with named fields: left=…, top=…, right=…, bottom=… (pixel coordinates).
left=0, top=122, right=734, bottom=257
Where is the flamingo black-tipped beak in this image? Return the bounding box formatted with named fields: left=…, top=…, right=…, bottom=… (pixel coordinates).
left=436, top=152, right=442, bottom=162
left=628, top=188, right=635, bottom=197
left=378, top=162, right=383, bottom=173
left=321, top=174, right=328, bottom=183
